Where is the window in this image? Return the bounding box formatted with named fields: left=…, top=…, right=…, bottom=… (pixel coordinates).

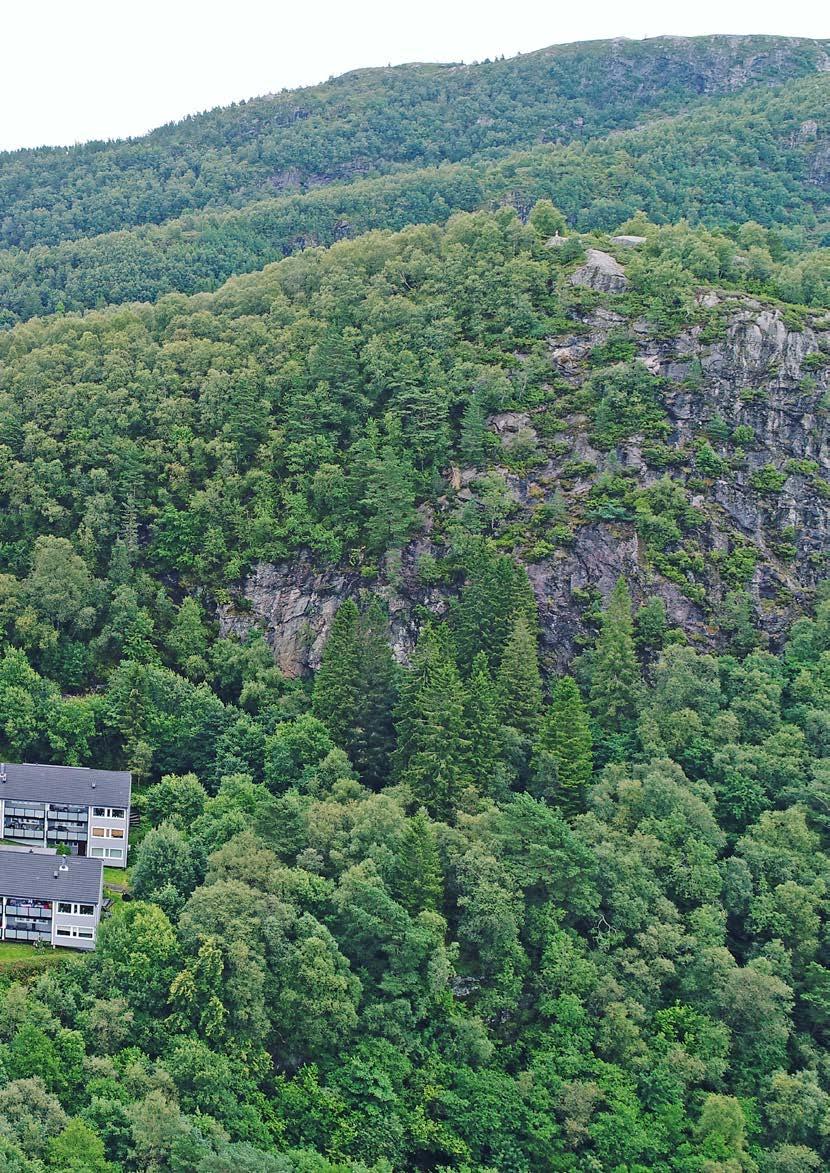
left=91, top=827, right=105, bottom=837
left=93, top=807, right=106, bottom=817
left=111, top=809, right=125, bottom=819
left=90, top=847, right=104, bottom=857
left=110, top=828, right=124, bottom=838
left=55, top=926, right=95, bottom=941
left=58, top=902, right=72, bottom=914
left=108, top=848, right=123, bottom=859
left=79, top=904, right=94, bottom=916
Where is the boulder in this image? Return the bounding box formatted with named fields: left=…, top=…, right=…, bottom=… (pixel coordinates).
left=570, top=249, right=629, bottom=293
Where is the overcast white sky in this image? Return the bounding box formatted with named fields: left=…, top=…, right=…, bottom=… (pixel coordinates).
left=1, top=0, right=827, bottom=151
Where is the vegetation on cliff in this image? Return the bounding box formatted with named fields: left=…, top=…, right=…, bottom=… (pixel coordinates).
left=0, top=33, right=829, bottom=1172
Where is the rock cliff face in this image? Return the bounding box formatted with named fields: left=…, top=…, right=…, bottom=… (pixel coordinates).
left=570, top=249, right=629, bottom=293
left=219, top=291, right=829, bottom=675
left=218, top=545, right=449, bottom=674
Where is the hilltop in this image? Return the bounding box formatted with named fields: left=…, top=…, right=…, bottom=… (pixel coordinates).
left=1, top=33, right=827, bottom=250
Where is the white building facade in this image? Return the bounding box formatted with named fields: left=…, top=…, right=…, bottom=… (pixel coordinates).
left=0, top=763, right=132, bottom=867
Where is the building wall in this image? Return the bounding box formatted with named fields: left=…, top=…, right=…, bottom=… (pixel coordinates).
left=51, top=901, right=100, bottom=949
left=87, top=806, right=129, bottom=866
left=0, top=885, right=102, bottom=952
left=0, top=797, right=130, bottom=867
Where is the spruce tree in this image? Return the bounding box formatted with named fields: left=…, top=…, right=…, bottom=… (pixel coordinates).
left=464, top=651, right=502, bottom=789
left=589, top=577, right=643, bottom=733
left=393, top=808, right=443, bottom=915
left=496, top=614, right=543, bottom=736
left=452, top=545, right=537, bottom=673
left=362, top=430, right=417, bottom=553
left=459, top=392, right=488, bottom=468
left=312, top=600, right=361, bottom=749
left=351, top=597, right=399, bottom=789
left=392, top=623, right=469, bottom=821
left=536, top=676, right=593, bottom=816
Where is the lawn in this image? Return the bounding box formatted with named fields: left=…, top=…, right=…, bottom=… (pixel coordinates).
left=0, top=942, right=40, bottom=962
left=104, top=865, right=131, bottom=888
left=0, top=940, right=66, bottom=978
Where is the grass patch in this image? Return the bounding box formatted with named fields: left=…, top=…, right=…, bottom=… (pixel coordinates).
left=0, top=942, right=40, bottom=962
left=104, top=865, right=131, bottom=888
left=0, top=941, right=67, bottom=981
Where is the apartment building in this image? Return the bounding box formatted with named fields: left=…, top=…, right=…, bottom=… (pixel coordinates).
left=0, top=762, right=132, bottom=867
left=0, top=848, right=104, bottom=950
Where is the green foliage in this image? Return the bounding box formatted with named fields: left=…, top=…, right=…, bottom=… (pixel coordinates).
left=392, top=624, right=469, bottom=819
left=750, top=465, right=789, bottom=493
left=590, top=361, right=669, bottom=449
left=496, top=614, right=543, bottom=736
left=589, top=577, right=644, bottom=737
left=0, top=33, right=828, bottom=1173
left=535, top=675, right=593, bottom=815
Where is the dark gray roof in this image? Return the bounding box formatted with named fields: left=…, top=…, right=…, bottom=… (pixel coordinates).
left=0, top=848, right=103, bottom=903
left=0, top=762, right=131, bottom=808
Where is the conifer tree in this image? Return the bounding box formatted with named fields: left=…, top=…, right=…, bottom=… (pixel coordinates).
left=351, top=597, right=399, bottom=789
left=393, top=808, right=443, bottom=915
left=312, top=600, right=361, bottom=749
left=459, top=392, right=488, bottom=468
left=496, top=614, right=543, bottom=736
left=452, top=546, right=537, bottom=673
left=589, top=577, right=643, bottom=733
left=536, top=676, right=593, bottom=816
left=464, top=651, right=502, bottom=788
left=362, top=423, right=418, bottom=553
left=392, top=623, right=469, bottom=820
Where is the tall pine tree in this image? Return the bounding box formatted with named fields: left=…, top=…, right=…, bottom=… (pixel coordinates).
left=536, top=675, right=593, bottom=816
left=392, top=623, right=469, bottom=821
left=312, top=600, right=361, bottom=749
left=464, top=651, right=503, bottom=791
left=496, top=614, right=543, bottom=736
left=589, top=577, right=643, bottom=734
left=392, top=808, right=443, bottom=915
left=351, top=598, right=399, bottom=789
left=452, top=545, right=537, bottom=673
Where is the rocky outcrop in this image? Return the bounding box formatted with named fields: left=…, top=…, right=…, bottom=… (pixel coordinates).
left=218, top=546, right=449, bottom=677
left=570, top=249, right=628, bottom=293
left=220, top=296, right=829, bottom=675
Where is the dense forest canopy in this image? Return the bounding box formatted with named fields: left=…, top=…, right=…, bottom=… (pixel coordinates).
left=0, top=59, right=828, bottom=328
left=2, top=34, right=826, bottom=250
left=0, top=31, right=829, bottom=1173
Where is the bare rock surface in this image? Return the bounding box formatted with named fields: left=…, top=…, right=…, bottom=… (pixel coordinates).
left=570, top=249, right=629, bottom=293
left=219, top=297, right=829, bottom=674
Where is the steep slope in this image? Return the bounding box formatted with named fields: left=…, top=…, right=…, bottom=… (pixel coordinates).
left=0, top=34, right=827, bottom=249
left=3, top=41, right=830, bottom=1173
left=220, top=276, right=830, bottom=674
left=0, top=209, right=826, bottom=684
left=1, top=72, right=828, bottom=327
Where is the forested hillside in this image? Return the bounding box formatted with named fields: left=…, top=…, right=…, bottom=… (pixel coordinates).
left=1, top=73, right=828, bottom=328
left=0, top=32, right=830, bottom=1173
left=2, top=35, right=827, bottom=249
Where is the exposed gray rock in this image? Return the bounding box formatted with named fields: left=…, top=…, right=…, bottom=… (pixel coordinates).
left=219, top=298, right=828, bottom=676
left=218, top=545, right=449, bottom=676
left=611, top=234, right=647, bottom=247
left=570, top=249, right=629, bottom=293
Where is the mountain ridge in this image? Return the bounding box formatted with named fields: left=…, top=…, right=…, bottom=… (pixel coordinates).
left=1, top=32, right=827, bottom=252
